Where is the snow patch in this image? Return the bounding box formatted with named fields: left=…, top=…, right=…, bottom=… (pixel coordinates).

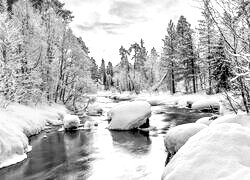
left=0, top=153, right=27, bottom=169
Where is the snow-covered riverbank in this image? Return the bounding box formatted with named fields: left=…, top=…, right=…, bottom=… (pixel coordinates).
left=0, top=103, right=68, bottom=168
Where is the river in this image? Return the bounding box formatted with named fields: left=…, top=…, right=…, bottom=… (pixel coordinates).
left=0, top=97, right=212, bottom=180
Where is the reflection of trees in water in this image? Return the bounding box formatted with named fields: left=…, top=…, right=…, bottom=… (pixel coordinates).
left=0, top=156, right=29, bottom=180
left=24, top=132, right=67, bottom=177
left=161, top=107, right=214, bottom=126
left=110, top=130, right=152, bottom=154
left=11, top=131, right=95, bottom=179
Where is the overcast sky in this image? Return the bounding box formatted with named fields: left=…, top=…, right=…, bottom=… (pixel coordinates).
left=61, top=0, right=202, bottom=65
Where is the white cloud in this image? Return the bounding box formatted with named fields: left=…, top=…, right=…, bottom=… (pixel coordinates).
left=61, top=0, right=202, bottom=65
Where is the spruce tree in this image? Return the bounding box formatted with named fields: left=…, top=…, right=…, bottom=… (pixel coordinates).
left=99, top=59, right=107, bottom=89
left=212, top=37, right=232, bottom=92
left=90, top=57, right=98, bottom=82
left=106, top=61, right=114, bottom=89
left=161, top=20, right=178, bottom=94
left=176, top=15, right=197, bottom=93
left=197, top=0, right=216, bottom=94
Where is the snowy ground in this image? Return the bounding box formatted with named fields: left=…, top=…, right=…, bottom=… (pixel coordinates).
left=0, top=103, right=69, bottom=168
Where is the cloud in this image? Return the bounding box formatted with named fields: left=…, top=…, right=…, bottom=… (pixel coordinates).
left=109, top=1, right=148, bottom=22
left=76, top=22, right=131, bottom=34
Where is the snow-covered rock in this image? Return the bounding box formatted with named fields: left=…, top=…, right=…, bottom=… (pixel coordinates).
left=87, top=104, right=103, bottom=116
left=83, top=121, right=93, bottom=129
left=192, top=99, right=220, bottom=111
left=196, top=116, right=218, bottom=126
left=109, top=101, right=151, bottom=130
left=145, top=97, right=165, bottom=106
left=63, top=114, right=80, bottom=130
left=162, top=123, right=250, bottom=180
left=111, top=93, right=135, bottom=101
left=164, top=123, right=207, bottom=156
left=210, top=114, right=250, bottom=128
left=195, top=117, right=211, bottom=125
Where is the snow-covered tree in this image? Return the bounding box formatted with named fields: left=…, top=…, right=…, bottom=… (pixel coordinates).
left=177, top=15, right=197, bottom=93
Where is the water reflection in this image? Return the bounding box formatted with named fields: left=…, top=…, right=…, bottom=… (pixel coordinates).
left=0, top=130, right=96, bottom=180
left=110, top=131, right=151, bottom=154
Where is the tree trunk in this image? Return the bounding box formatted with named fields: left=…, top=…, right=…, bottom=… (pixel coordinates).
left=152, top=72, right=168, bottom=91
left=171, top=62, right=175, bottom=94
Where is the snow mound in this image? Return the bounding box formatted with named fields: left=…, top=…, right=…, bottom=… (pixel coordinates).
left=164, top=123, right=207, bottom=155
left=196, top=117, right=212, bottom=125
left=109, top=101, right=151, bottom=130
left=162, top=123, right=250, bottom=180
left=111, top=93, right=135, bottom=101
left=6, top=104, right=47, bottom=136
left=192, top=99, right=219, bottom=111
left=38, top=104, right=68, bottom=125
left=210, top=114, right=250, bottom=128
left=196, top=116, right=218, bottom=126
left=145, top=97, right=165, bottom=106
left=63, top=114, right=80, bottom=130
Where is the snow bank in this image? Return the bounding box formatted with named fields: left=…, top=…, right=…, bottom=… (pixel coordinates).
left=0, top=103, right=68, bottom=168
left=63, top=114, right=80, bottom=130
left=162, top=123, right=250, bottom=180
left=196, top=116, right=218, bottom=126
left=192, top=99, right=220, bottom=111
left=164, top=123, right=207, bottom=155
left=210, top=114, right=250, bottom=128
left=111, top=93, right=135, bottom=101
left=37, top=104, right=68, bottom=125
left=109, top=101, right=151, bottom=130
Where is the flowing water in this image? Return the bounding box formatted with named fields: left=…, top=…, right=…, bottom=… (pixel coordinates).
left=0, top=97, right=213, bottom=180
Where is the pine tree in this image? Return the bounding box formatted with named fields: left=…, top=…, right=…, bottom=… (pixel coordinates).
left=161, top=20, right=178, bottom=93
left=146, top=47, right=158, bottom=87
left=212, top=37, right=232, bottom=92
left=176, top=15, right=197, bottom=93
left=0, top=0, right=22, bottom=101
left=197, top=0, right=217, bottom=94
left=106, top=61, right=114, bottom=89
left=119, top=46, right=131, bottom=91
left=99, top=59, right=107, bottom=89
left=128, top=39, right=148, bottom=91
left=90, top=57, right=98, bottom=82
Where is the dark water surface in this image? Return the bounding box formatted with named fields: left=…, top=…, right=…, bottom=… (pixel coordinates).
left=0, top=101, right=212, bottom=180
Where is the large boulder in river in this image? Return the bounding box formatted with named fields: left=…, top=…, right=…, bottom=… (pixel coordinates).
left=63, top=114, right=80, bottom=130
left=192, top=99, right=219, bottom=112
left=108, top=101, right=151, bottom=130
left=164, top=123, right=207, bottom=164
